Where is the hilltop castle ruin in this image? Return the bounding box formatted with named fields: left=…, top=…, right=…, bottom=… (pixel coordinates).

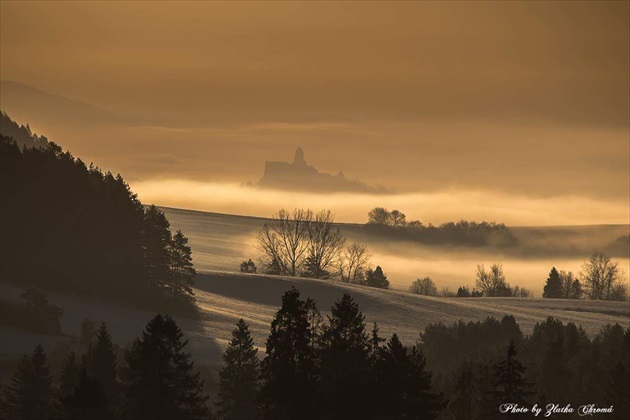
left=257, top=147, right=382, bottom=193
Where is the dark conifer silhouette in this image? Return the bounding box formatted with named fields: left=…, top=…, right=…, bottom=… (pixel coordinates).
left=493, top=340, right=531, bottom=409
left=319, top=293, right=372, bottom=419
left=374, top=334, right=442, bottom=419
left=122, top=314, right=208, bottom=420
left=55, top=351, right=80, bottom=417
left=448, top=364, right=477, bottom=420
left=3, top=344, right=53, bottom=420
left=260, top=288, right=318, bottom=420
left=365, top=266, right=390, bottom=289
left=143, top=205, right=175, bottom=289
left=170, top=230, right=197, bottom=302
left=60, top=368, right=113, bottom=420
left=215, top=319, right=260, bottom=420
left=82, top=323, right=119, bottom=411
left=542, top=267, right=563, bottom=298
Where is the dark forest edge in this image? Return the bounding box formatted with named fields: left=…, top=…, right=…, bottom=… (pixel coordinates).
left=1, top=287, right=628, bottom=420
left=0, top=112, right=199, bottom=317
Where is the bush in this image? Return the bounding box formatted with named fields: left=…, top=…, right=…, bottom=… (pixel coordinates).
left=240, top=259, right=257, bottom=274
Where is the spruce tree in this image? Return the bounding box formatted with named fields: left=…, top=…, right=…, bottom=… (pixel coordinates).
left=122, top=314, right=208, bottom=420
left=260, top=287, right=318, bottom=420
left=407, top=344, right=443, bottom=419
left=374, top=334, right=442, bottom=419
left=83, top=323, right=119, bottom=410
left=493, top=340, right=531, bottom=414
left=3, top=344, right=53, bottom=420
left=319, top=293, right=371, bottom=419
left=216, top=319, right=260, bottom=420
left=543, top=267, right=563, bottom=298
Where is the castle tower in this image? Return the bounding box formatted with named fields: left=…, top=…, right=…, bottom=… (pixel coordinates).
left=293, top=146, right=306, bottom=166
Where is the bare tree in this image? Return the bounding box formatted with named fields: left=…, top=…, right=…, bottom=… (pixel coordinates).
left=475, top=263, right=512, bottom=297
left=257, top=209, right=313, bottom=276
left=337, top=243, right=371, bottom=283
left=581, top=253, right=620, bottom=300
left=303, top=210, right=346, bottom=278
left=409, top=277, right=438, bottom=296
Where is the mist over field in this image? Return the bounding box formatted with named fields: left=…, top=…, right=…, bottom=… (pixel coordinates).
left=133, top=180, right=630, bottom=226
left=160, top=207, right=630, bottom=296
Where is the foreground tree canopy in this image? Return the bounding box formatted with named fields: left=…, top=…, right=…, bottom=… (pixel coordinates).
left=2, top=289, right=629, bottom=420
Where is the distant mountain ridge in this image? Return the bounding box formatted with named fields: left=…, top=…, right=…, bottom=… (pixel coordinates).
left=0, top=80, right=129, bottom=127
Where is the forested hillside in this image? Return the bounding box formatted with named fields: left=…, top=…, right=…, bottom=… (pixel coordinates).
left=0, top=113, right=197, bottom=315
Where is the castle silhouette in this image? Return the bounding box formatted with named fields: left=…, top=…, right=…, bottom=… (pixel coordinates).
left=257, top=147, right=383, bottom=193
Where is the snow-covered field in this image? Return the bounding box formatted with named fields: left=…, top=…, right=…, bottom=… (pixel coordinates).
left=2, top=272, right=628, bottom=373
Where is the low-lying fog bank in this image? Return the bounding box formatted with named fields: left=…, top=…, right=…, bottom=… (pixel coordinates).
left=161, top=207, right=629, bottom=296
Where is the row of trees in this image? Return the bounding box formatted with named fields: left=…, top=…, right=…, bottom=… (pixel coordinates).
left=421, top=316, right=629, bottom=420
left=543, top=254, right=628, bottom=301
left=1, top=125, right=197, bottom=314
left=256, top=209, right=390, bottom=288
left=3, top=290, right=628, bottom=419
left=366, top=207, right=517, bottom=247
left=409, top=266, right=532, bottom=298
left=217, top=289, right=441, bottom=419
left=0, top=317, right=208, bottom=420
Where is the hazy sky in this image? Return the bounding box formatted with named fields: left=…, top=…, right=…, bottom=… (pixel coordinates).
left=1, top=1, right=628, bottom=224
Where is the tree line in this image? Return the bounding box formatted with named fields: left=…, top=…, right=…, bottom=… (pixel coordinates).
left=255, top=209, right=390, bottom=289
left=1, top=120, right=197, bottom=315
left=366, top=207, right=517, bottom=247
left=408, top=253, right=628, bottom=301
left=3, top=289, right=628, bottom=419
left=421, top=316, right=629, bottom=420
left=543, top=254, right=628, bottom=301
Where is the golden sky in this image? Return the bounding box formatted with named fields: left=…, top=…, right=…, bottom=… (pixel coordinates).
left=1, top=1, right=628, bottom=224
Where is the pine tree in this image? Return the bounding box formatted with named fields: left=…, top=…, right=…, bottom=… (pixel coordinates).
left=407, top=344, right=444, bottom=419
left=3, top=344, right=53, bottom=420
left=493, top=340, right=531, bottom=415
left=216, top=319, right=260, bottom=420
left=365, top=266, right=390, bottom=289
left=83, top=323, right=119, bottom=410
left=260, top=287, right=318, bottom=420
left=122, top=314, right=208, bottom=420
left=543, top=267, right=563, bottom=298
left=169, top=230, right=196, bottom=302
left=319, top=293, right=371, bottom=419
